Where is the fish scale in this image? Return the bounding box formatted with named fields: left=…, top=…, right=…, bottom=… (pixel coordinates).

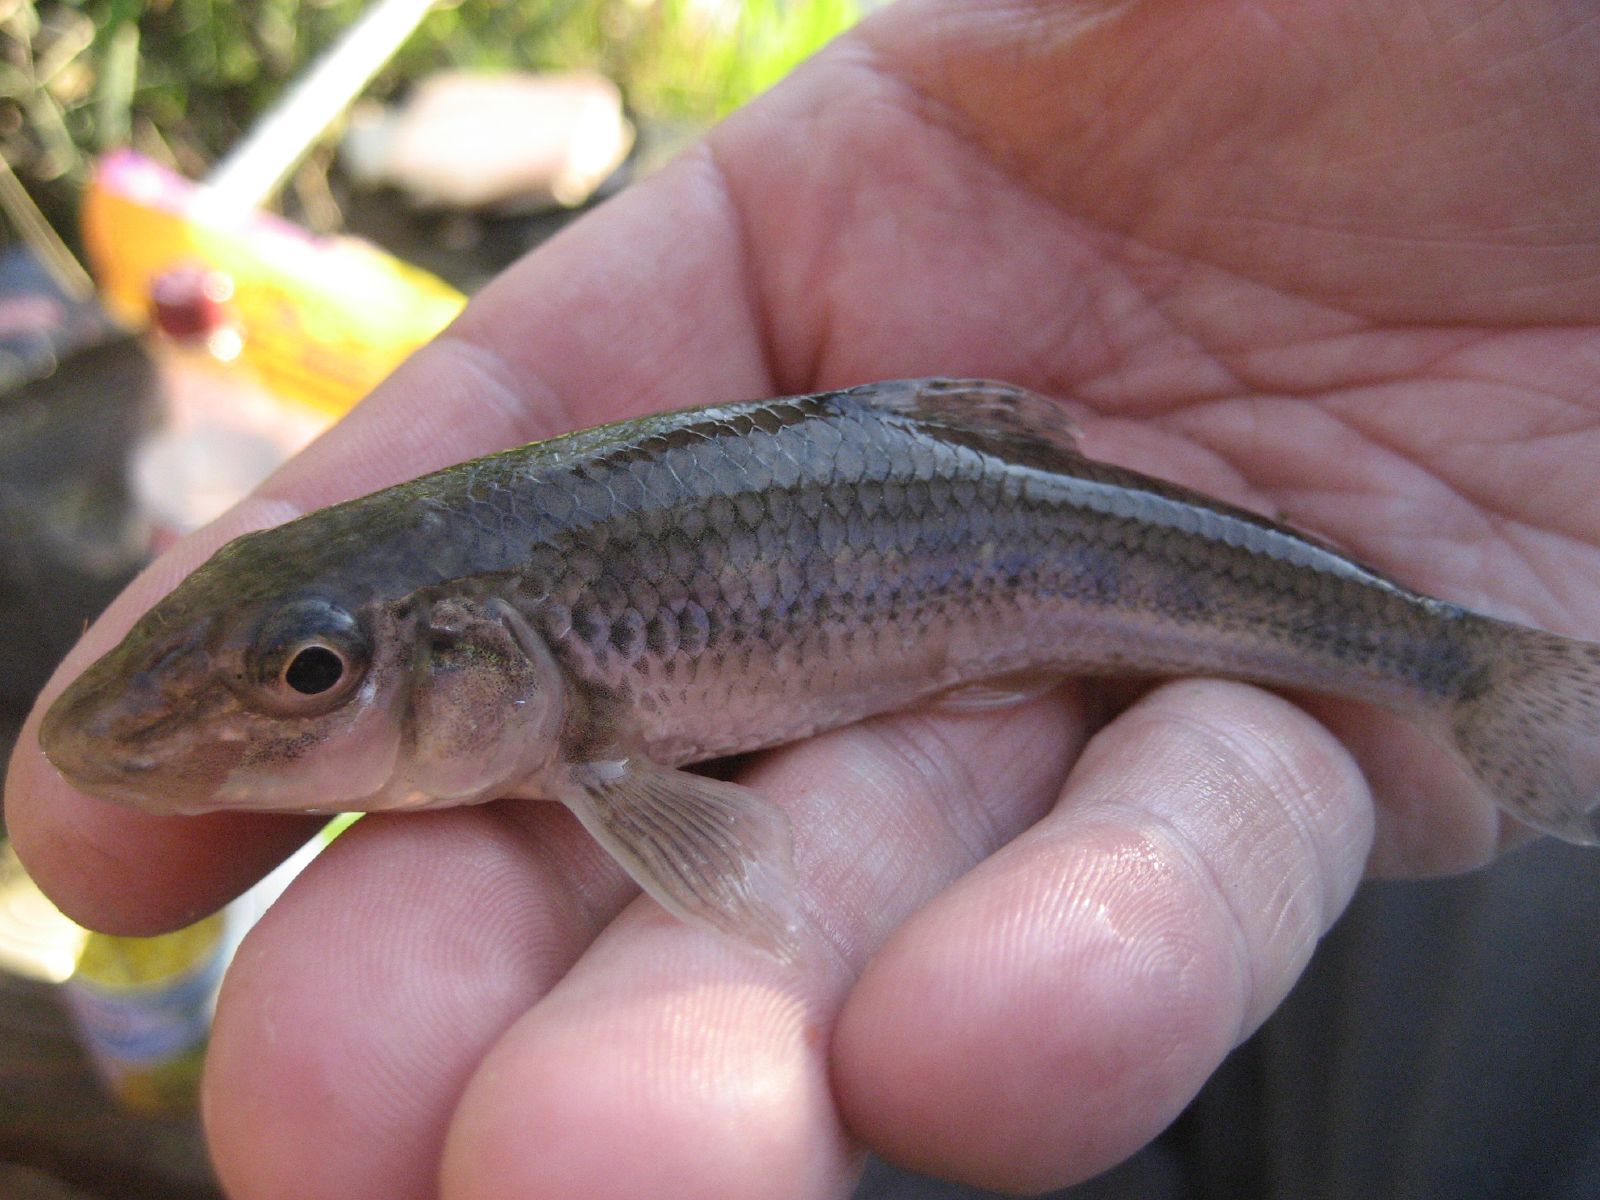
left=473, top=399, right=1338, bottom=764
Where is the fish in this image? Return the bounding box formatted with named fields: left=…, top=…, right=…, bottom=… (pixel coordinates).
left=38, top=379, right=1600, bottom=956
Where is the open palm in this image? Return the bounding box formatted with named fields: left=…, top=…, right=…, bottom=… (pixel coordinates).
left=9, top=1, right=1599, bottom=1196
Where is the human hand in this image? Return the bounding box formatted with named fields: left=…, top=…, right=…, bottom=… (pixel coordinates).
left=8, top=0, right=1600, bottom=1195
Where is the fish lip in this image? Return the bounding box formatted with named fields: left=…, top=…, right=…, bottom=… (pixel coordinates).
left=44, top=761, right=170, bottom=810
left=38, top=657, right=188, bottom=803
left=38, top=692, right=148, bottom=799
left=39, top=705, right=218, bottom=813
left=38, top=683, right=99, bottom=781
left=38, top=613, right=224, bottom=786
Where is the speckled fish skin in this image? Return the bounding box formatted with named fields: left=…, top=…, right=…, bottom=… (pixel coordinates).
left=39, top=379, right=1600, bottom=953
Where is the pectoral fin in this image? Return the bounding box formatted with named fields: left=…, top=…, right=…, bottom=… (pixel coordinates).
left=559, top=760, right=802, bottom=960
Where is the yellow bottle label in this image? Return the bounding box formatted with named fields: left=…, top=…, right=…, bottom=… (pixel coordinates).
left=82, top=150, right=465, bottom=420
left=64, top=914, right=228, bottom=1116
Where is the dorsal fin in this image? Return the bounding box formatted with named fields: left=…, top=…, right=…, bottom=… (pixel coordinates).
left=837, top=380, right=1380, bottom=576
left=839, top=378, right=1084, bottom=472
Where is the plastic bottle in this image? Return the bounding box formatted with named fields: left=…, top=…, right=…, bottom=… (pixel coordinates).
left=62, top=916, right=229, bottom=1115
left=0, top=833, right=332, bottom=1117
left=132, top=264, right=323, bottom=549
left=0, top=837, right=222, bottom=1116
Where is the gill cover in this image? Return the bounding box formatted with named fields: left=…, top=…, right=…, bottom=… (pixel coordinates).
left=402, top=596, right=567, bottom=804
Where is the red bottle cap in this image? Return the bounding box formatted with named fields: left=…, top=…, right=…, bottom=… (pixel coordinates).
left=149, top=266, right=235, bottom=342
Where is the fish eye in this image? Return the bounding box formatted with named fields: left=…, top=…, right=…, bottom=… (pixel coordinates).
left=248, top=599, right=369, bottom=714
left=283, top=644, right=347, bottom=695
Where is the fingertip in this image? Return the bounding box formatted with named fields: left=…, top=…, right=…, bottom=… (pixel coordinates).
left=440, top=963, right=847, bottom=1200
left=437, top=691, right=1088, bottom=1200
left=1294, top=694, right=1499, bottom=876
left=1099, top=680, right=1376, bottom=950
left=834, top=681, right=1376, bottom=1193
left=834, top=824, right=1239, bottom=1193
left=206, top=806, right=610, bottom=1200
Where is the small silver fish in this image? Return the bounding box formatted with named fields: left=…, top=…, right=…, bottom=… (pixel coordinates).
left=39, top=380, right=1600, bottom=954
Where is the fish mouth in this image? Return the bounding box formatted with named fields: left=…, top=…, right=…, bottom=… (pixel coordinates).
left=40, top=688, right=242, bottom=812
left=38, top=640, right=229, bottom=810
left=39, top=672, right=155, bottom=798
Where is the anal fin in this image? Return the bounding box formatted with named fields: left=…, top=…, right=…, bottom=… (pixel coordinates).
left=933, top=670, right=1062, bottom=712
left=559, top=759, right=803, bottom=961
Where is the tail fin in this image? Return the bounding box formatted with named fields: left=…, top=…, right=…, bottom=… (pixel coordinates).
left=1446, top=617, right=1600, bottom=844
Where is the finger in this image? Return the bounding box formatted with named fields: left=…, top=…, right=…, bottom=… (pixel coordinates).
left=1291, top=693, right=1502, bottom=876
left=4, top=146, right=773, bottom=933
left=832, top=680, right=1373, bottom=1194
left=203, top=801, right=629, bottom=1200
left=439, top=690, right=1088, bottom=1200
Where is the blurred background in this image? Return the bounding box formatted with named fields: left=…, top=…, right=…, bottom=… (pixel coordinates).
left=5, top=0, right=860, bottom=257
left=0, top=2, right=859, bottom=1195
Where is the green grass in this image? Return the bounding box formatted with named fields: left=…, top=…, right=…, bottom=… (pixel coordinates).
left=0, top=0, right=862, bottom=237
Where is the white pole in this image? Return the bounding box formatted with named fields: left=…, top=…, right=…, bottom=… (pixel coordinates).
left=199, top=0, right=438, bottom=219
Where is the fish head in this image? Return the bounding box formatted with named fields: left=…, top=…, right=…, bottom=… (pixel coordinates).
left=40, top=563, right=415, bottom=814
left=42, top=540, right=573, bottom=815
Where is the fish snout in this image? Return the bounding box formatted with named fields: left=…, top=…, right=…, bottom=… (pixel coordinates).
left=39, top=664, right=175, bottom=798
left=41, top=676, right=117, bottom=783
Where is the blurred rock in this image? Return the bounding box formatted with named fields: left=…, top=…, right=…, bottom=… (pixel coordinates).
left=342, top=71, right=634, bottom=212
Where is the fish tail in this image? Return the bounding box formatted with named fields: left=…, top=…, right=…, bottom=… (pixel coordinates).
left=1443, top=615, right=1600, bottom=844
